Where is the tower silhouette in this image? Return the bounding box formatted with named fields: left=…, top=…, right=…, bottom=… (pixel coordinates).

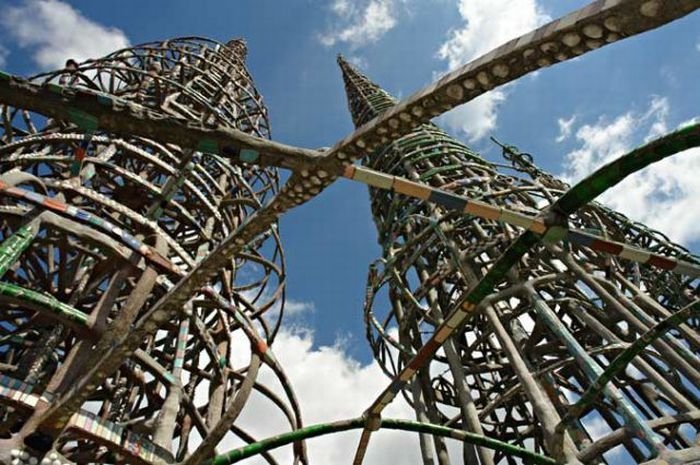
left=338, top=57, right=699, bottom=465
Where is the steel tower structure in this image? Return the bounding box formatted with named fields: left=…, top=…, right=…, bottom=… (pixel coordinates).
left=0, top=38, right=304, bottom=464
left=0, top=1, right=698, bottom=465
left=337, top=57, right=700, bottom=465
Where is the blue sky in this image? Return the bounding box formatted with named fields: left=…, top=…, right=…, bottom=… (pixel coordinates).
left=0, top=1, right=698, bottom=461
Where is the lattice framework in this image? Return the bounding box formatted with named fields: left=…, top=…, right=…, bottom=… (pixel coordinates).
left=339, top=56, right=699, bottom=465
left=0, top=38, right=302, bottom=465
left=0, top=1, right=696, bottom=465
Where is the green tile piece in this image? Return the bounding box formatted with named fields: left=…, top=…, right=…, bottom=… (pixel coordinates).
left=240, top=148, right=259, bottom=163
left=67, top=108, right=99, bottom=132
left=47, top=83, right=64, bottom=94
left=97, top=94, right=113, bottom=106
left=197, top=138, right=219, bottom=154
left=543, top=225, right=568, bottom=244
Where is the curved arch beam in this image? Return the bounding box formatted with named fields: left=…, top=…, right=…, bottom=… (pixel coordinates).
left=321, top=0, right=699, bottom=172
left=350, top=123, right=700, bottom=464
left=0, top=73, right=320, bottom=171
left=555, top=122, right=700, bottom=214
left=0, top=282, right=89, bottom=328
left=204, top=417, right=558, bottom=465
left=1, top=2, right=698, bottom=179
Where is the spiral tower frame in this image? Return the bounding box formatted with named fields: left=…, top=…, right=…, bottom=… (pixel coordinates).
left=338, top=57, right=700, bottom=465
left=0, top=38, right=304, bottom=465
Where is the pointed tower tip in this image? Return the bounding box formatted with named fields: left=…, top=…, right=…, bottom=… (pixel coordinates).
left=225, top=38, right=248, bottom=58
left=336, top=54, right=363, bottom=73
left=337, top=54, right=352, bottom=69
left=336, top=55, right=396, bottom=128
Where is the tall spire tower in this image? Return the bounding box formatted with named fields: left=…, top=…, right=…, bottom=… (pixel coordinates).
left=338, top=56, right=700, bottom=465
left=0, top=2, right=697, bottom=463
left=0, top=38, right=303, bottom=464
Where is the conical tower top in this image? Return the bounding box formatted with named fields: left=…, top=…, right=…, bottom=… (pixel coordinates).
left=225, top=38, right=248, bottom=58
left=337, top=55, right=396, bottom=127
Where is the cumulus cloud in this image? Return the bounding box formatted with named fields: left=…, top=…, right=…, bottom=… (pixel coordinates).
left=439, top=91, right=507, bottom=143
left=556, top=115, right=577, bottom=143
left=238, top=288, right=316, bottom=325
left=560, top=97, right=700, bottom=244
left=284, top=299, right=316, bottom=316
left=436, top=0, right=549, bottom=142
left=320, top=0, right=402, bottom=48
left=437, top=0, right=549, bottom=70
left=347, top=54, right=369, bottom=70
left=220, top=328, right=423, bottom=464
left=0, top=0, right=129, bottom=70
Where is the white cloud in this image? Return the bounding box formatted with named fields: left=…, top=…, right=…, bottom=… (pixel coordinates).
left=320, top=0, right=401, bottom=48
left=562, top=111, right=636, bottom=182
left=222, top=327, right=423, bottom=464
left=436, top=0, right=549, bottom=142
left=347, top=54, right=369, bottom=70
left=0, top=0, right=129, bottom=70
left=284, top=299, right=316, bottom=316
left=560, top=96, right=700, bottom=244
left=439, top=91, right=507, bottom=143
left=331, top=0, right=354, bottom=16
left=237, top=289, right=315, bottom=325
left=556, top=115, right=577, bottom=143
left=437, top=0, right=549, bottom=71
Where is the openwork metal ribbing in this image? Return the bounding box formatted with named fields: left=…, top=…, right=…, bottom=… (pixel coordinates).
left=0, top=38, right=303, bottom=465
left=339, top=57, right=700, bottom=465
left=0, top=1, right=697, bottom=464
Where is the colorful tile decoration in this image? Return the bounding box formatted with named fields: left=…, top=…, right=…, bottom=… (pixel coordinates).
left=342, top=165, right=700, bottom=278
